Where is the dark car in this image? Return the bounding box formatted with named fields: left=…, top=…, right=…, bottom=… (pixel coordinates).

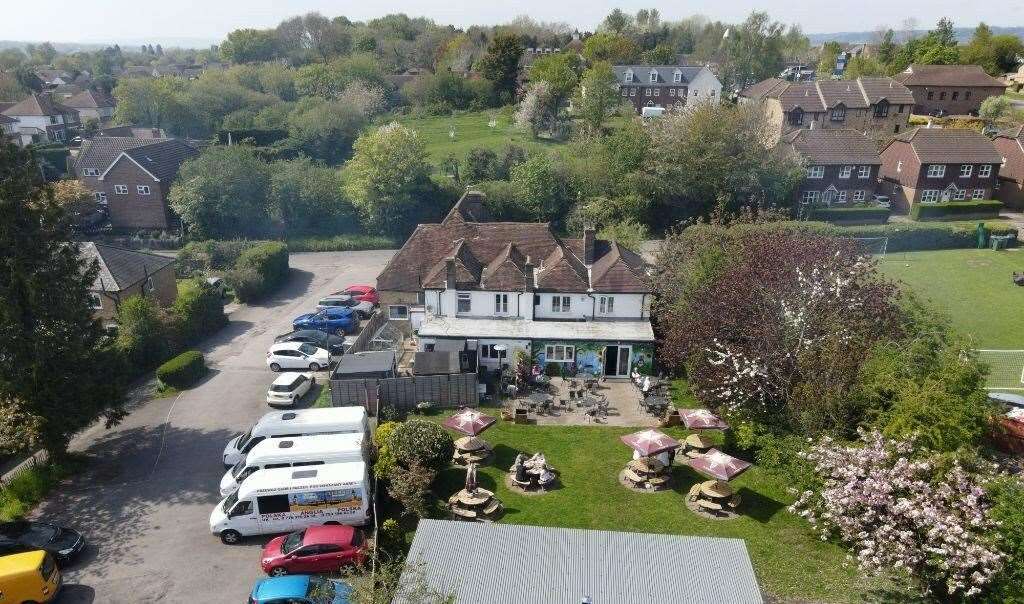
left=274, top=330, right=345, bottom=356
left=0, top=520, right=85, bottom=565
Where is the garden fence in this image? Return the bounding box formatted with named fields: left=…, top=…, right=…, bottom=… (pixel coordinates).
left=330, top=373, right=479, bottom=416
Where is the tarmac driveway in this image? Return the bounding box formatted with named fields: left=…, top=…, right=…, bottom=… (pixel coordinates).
left=36, top=250, right=395, bottom=604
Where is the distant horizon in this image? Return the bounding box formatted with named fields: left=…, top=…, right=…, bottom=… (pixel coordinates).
left=1, top=1, right=1023, bottom=48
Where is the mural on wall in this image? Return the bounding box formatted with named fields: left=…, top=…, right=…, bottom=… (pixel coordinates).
left=631, top=344, right=654, bottom=374
left=532, top=341, right=656, bottom=375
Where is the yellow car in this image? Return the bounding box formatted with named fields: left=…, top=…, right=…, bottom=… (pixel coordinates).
left=0, top=550, right=61, bottom=603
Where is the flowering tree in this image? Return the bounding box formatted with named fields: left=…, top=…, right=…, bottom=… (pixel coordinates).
left=791, top=431, right=1004, bottom=599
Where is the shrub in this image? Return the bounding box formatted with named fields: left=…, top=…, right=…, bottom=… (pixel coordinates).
left=115, top=295, right=171, bottom=370
left=176, top=239, right=267, bottom=277
left=387, top=419, right=454, bottom=474
left=373, top=421, right=400, bottom=479
left=807, top=206, right=890, bottom=224
left=225, top=266, right=262, bottom=302
left=386, top=459, right=436, bottom=518
left=285, top=234, right=396, bottom=252
left=988, top=476, right=1024, bottom=600
left=228, top=242, right=289, bottom=302
left=156, top=350, right=207, bottom=389
left=172, top=279, right=227, bottom=344
left=910, top=200, right=1003, bottom=221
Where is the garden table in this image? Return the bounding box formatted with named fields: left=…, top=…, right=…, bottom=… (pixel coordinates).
left=700, top=480, right=734, bottom=499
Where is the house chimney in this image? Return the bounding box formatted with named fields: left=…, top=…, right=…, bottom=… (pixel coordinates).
left=583, top=226, right=596, bottom=265
left=461, top=189, right=487, bottom=222
left=524, top=256, right=535, bottom=292
left=445, top=257, right=457, bottom=289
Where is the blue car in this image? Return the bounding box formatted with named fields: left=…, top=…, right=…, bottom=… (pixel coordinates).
left=292, top=307, right=358, bottom=336
left=249, top=575, right=352, bottom=604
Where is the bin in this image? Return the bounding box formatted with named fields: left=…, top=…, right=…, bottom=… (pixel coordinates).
left=991, top=235, right=1011, bottom=251
left=976, top=223, right=989, bottom=249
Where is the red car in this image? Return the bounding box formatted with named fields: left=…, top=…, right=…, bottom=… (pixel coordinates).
left=336, top=285, right=378, bottom=306
left=260, top=526, right=366, bottom=576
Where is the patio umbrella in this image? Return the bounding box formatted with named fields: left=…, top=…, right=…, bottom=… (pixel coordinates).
left=620, top=429, right=681, bottom=457
left=443, top=408, right=497, bottom=437
left=689, top=448, right=751, bottom=482
left=679, top=408, right=729, bottom=431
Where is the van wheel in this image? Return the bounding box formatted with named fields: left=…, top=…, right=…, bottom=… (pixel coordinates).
left=270, top=363, right=281, bottom=372
left=269, top=567, right=289, bottom=577
left=309, top=363, right=321, bottom=372
left=220, top=530, right=242, bottom=545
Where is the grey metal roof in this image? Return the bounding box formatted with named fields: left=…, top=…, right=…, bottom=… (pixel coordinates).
left=613, top=65, right=704, bottom=86
left=398, top=520, right=764, bottom=604
left=331, top=351, right=397, bottom=379
left=413, top=351, right=461, bottom=375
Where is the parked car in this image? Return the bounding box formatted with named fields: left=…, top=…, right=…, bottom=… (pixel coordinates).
left=266, top=342, right=331, bottom=372
left=0, top=550, right=61, bottom=604
left=872, top=194, right=891, bottom=209
left=249, top=575, right=352, bottom=604
left=336, top=285, right=378, bottom=306
left=292, top=308, right=358, bottom=336
left=260, top=525, right=367, bottom=576
left=274, top=330, right=345, bottom=357
left=266, top=372, right=315, bottom=406
left=0, top=520, right=85, bottom=565
left=316, top=295, right=374, bottom=318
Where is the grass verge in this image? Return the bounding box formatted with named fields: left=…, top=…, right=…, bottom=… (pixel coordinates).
left=0, top=455, right=85, bottom=521
left=286, top=234, right=397, bottom=253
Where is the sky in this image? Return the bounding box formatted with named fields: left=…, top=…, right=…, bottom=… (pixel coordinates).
left=2, top=0, right=1022, bottom=45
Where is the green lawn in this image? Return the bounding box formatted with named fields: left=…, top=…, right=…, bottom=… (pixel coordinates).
left=877, top=248, right=1024, bottom=348
left=419, top=410, right=892, bottom=602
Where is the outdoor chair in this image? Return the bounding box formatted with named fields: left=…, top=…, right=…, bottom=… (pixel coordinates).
left=623, top=468, right=644, bottom=483
left=727, top=494, right=742, bottom=509
left=687, top=483, right=701, bottom=502
left=698, top=499, right=723, bottom=515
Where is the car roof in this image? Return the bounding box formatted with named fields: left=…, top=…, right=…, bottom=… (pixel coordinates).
left=322, top=306, right=354, bottom=314
left=271, top=372, right=311, bottom=386
left=252, top=575, right=311, bottom=599
left=344, top=285, right=374, bottom=292
left=303, top=524, right=357, bottom=546
left=239, top=461, right=366, bottom=496
left=0, top=550, right=46, bottom=573
left=320, top=294, right=354, bottom=301
left=271, top=341, right=320, bottom=351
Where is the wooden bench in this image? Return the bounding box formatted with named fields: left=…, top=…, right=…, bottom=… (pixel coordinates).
left=623, top=468, right=644, bottom=483
left=687, top=483, right=701, bottom=501
left=647, top=475, right=669, bottom=487
left=698, top=500, right=723, bottom=513
left=483, top=501, right=502, bottom=516
left=510, top=475, right=532, bottom=488
left=451, top=507, right=477, bottom=519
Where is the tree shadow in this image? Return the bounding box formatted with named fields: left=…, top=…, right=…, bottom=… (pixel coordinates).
left=56, top=584, right=96, bottom=603
left=735, top=486, right=787, bottom=524
left=246, top=268, right=315, bottom=309
left=196, top=320, right=255, bottom=354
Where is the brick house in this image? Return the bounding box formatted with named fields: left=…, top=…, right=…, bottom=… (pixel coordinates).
left=612, top=65, right=722, bottom=113
left=1, top=93, right=80, bottom=146
left=894, top=64, right=1008, bottom=116
left=63, top=89, right=116, bottom=124
left=377, top=190, right=655, bottom=377
left=73, top=137, right=198, bottom=229
left=993, top=125, right=1024, bottom=209
left=779, top=129, right=881, bottom=206
left=79, top=242, right=177, bottom=323
left=878, top=127, right=1003, bottom=213
left=738, top=77, right=914, bottom=142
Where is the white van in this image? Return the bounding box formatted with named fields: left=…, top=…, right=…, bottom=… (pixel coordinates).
left=219, top=432, right=367, bottom=496
left=210, top=462, right=370, bottom=544
left=223, top=407, right=368, bottom=467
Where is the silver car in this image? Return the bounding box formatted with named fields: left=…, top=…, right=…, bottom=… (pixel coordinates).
left=316, top=294, right=373, bottom=318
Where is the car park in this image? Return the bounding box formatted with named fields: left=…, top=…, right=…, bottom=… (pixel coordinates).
left=266, top=372, right=315, bottom=407
left=266, top=342, right=331, bottom=372
left=292, top=308, right=358, bottom=336
left=274, top=330, right=346, bottom=357
left=315, top=295, right=374, bottom=319
left=0, top=550, right=62, bottom=603
left=249, top=575, right=352, bottom=604
left=336, top=285, right=378, bottom=306
left=0, top=520, right=85, bottom=565
left=220, top=433, right=366, bottom=496
left=260, top=525, right=366, bottom=576
left=222, top=407, right=370, bottom=467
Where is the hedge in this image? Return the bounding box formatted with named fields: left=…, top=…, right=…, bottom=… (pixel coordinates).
left=910, top=200, right=1003, bottom=221
left=156, top=350, right=207, bottom=389
left=807, top=206, right=891, bottom=224
left=176, top=239, right=267, bottom=278
left=172, top=279, right=227, bottom=344
left=228, top=242, right=289, bottom=303
left=285, top=234, right=397, bottom=252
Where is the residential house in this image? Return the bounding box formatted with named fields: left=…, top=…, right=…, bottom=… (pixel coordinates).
left=73, top=136, right=198, bottom=229
left=63, top=89, right=116, bottom=124
left=878, top=127, right=1003, bottom=212
left=993, top=125, right=1024, bottom=209
left=377, top=190, right=656, bottom=377
left=34, top=69, right=73, bottom=88
left=779, top=129, right=882, bottom=206
left=119, top=65, right=154, bottom=79
left=50, top=83, right=85, bottom=101
left=895, top=64, right=1008, bottom=115
left=613, top=65, right=722, bottom=113
left=1, top=93, right=80, bottom=146
left=738, top=77, right=915, bottom=142
left=79, top=242, right=177, bottom=323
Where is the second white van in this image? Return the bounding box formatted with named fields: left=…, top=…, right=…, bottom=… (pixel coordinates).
left=223, top=407, right=368, bottom=467
left=219, top=432, right=367, bottom=496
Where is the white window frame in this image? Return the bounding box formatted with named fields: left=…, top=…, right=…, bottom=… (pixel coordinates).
left=551, top=296, right=571, bottom=313
left=653, top=88, right=659, bottom=97
left=545, top=344, right=575, bottom=363
left=926, top=164, right=946, bottom=178
left=858, top=165, right=871, bottom=179
left=673, top=71, right=682, bottom=83
left=88, top=292, right=103, bottom=310
left=388, top=305, right=409, bottom=320
left=621, top=88, right=628, bottom=97
left=95, top=192, right=107, bottom=202
left=920, top=189, right=940, bottom=203
left=114, top=184, right=128, bottom=195
left=953, top=189, right=967, bottom=200
left=836, top=190, right=848, bottom=203
left=852, top=190, right=866, bottom=202
left=979, top=164, right=992, bottom=178
left=624, top=71, right=633, bottom=83
left=806, top=166, right=825, bottom=179
left=801, top=190, right=821, bottom=204
left=839, top=166, right=853, bottom=179
left=959, top=164, right=973, bottom=178
left=137, top=185, right=151, bottom=195
left=629, top=88, right=636, bottom=97
left=645, top=89, right=651, bottom=97
left=494, top=293, right=508, bottom=315
left=669, top=88, right=676, bottom=97
left=456, top=292, right=472, bottom=314
left=972, top=188, right=985, bottom=200
left=599, top=296, right=614, bottom=314
left=82, top=168, right=100, bottom=177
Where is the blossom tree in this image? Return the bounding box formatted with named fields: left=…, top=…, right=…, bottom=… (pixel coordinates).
left=791, top=430, right=1004, bottom=599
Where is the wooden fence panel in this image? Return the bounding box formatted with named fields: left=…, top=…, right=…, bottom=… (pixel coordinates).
left=330, top=374, right=478, bottom=416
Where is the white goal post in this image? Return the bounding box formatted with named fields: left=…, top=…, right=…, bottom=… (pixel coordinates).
left=975, top=349, right=1024, bottom=391
left=850, top=237, right=888, bottom=259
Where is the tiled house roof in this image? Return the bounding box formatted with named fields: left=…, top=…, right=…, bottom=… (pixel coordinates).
left=1, top=93, right=77, bottom=117
left=994, top=126, right=1024, bottom=182
left=64, top=89, right=115, bottom=109
left=80, top=242, right=174, bottom=292
left=739, top=77, right=914, bottom=111
left=74, top=136, right=167, bottom=173
left=886, top=128, right=1003, bottom=164
left=613, top=65, right=705, bottom=86
left=780, top=129, right=882, bottom=165
left=896, top=64, right=1008, bottom=88
left=117, top=139, right=199, bottom=181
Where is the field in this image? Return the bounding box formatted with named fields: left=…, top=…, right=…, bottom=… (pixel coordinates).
left=878, top=248, right=1024, bottom=349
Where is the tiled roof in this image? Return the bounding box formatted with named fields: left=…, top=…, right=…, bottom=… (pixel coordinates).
left=80, top=242, right=174, bottom=292
left=64, top=89, right=115, bottom=109
left=117, top=138, right=199, bottom=181
left=1, top=93, right=76, bottom=117
left=74, top=136, right=169, bottom=173
left=889, top=127, right=1003, bottom=164
left=994, top=127, right=1024, bottom=182
left=590, top=241, right=649, bottom=293
left=613, top=65, right=705, bottom=86
left=780, top=129, right=882, bottom=165
left=739, top=77, right=914, bottom=111
left=896, top=64, right=1008, bottom=88
left=536, top=243, right=589, bottom=292
left=480, top=242, right=529, bottom=291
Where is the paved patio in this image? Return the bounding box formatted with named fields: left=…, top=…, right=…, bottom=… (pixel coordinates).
left=507, top=377, right=664, bottom=427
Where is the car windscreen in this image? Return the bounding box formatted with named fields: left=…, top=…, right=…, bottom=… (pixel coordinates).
left=236, top=427, right=253, bottom=450
left=230, top=460, right=248, bottom=479
left=16, top=523, right=57, bottom=547
left=282, top=530, right=305, bottom=555
left=223, top=490, right=239, bottom=512
left=298, top=343, right=319, bottom=355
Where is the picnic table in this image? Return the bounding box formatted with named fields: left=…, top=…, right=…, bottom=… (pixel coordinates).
left=528, top=391, right=554, bottom=411
left=700, top=480, right=734, bottom=499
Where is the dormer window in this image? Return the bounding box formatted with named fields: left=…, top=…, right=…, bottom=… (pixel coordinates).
left=873, top=100, right=889, bottom=118
left=649, top=70, right=658, bottom=83
left=788, top=108, right=804, bottom=126
left=673, top=69, right=682, bottom=83
left=830, top=104, right=846, bottom=122
left=624, top=70, right=634, bottom=83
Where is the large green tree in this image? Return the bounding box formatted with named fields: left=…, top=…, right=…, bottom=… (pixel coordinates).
left=582, top=32, right=641, bottom=64
left=270, top=157, right=354, bottom=234
left=477, top=33, right=524, bottom=100
left=573, top=61, right=622, bottom=132
left=0, top=144, right=125, bottom=459
left=220, top=28, right=279, bottom=64
left=527, top=52, right=580, bottom=110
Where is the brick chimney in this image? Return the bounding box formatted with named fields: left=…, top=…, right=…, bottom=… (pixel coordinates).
left=445, top=257, right=457, bottom=289
left=583, top=226, right=596, bottom=265
left=523, top=256, right=534, bottom=291
left=460, top=189, right=488, bottom=222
